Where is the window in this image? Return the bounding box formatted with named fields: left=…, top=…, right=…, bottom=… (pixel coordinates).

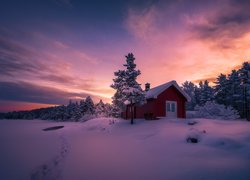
left=171, top=103, right=175, bottom=112
left=167, top=103, right=171, bottom=112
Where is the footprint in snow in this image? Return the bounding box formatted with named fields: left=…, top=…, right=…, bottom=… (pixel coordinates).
left=30, top=136, right=69, bottom=180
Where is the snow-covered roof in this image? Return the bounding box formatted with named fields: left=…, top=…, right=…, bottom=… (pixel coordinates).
left=145, top=80, right=191, bottom=101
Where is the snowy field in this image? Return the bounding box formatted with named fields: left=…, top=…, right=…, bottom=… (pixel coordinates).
left=0, top=118, right=250, bottom=180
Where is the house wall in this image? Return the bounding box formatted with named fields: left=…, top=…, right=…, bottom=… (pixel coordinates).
left=124, top=99, right=157, bottom=119
left=157, top=86, right=186, bottom=118
left=137, top=99, right=157, bottom=118
left=123, top=85, right=187, bottom=119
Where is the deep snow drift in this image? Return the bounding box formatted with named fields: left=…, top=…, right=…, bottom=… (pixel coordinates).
left=0, top=118, right=250, bottom=180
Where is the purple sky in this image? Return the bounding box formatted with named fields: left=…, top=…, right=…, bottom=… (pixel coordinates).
left=1, top=0, right=250, bottom=112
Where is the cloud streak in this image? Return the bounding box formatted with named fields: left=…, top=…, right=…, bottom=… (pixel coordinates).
left=0, top=81, right=111, bottom=106
left=0, top=81, right=80, bottom=105
left=0, top=36, right=48, bottom=77
left=0, top=29, right=101, bottom=90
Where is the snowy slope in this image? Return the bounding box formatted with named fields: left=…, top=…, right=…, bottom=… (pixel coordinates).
left=0, top=118, right=250, bottom=180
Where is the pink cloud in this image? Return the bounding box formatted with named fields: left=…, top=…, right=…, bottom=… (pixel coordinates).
left=123, top=0, right=250, bottom=87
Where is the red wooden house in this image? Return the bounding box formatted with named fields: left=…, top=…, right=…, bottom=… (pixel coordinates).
left=123, top=80, right=191, bottom=119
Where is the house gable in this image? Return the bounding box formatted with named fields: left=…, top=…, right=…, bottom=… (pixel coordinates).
left=156, top=85, right=187, bottom=117
left=146, top=80, right=191, bottom=102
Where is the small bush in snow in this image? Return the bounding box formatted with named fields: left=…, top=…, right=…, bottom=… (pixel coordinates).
left=194, top=101, right=240, bottom=120
left=186, top=111, right=197, bottom=118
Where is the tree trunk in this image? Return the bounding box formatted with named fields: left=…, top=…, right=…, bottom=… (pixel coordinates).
left=247, top=106, right=250, bottom=121
left=130, top=104, right=134, bottom=124
left=243, top=86, right=249, bottom=120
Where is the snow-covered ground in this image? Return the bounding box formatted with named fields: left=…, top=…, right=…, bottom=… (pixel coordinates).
left=0, top=118, right=250, bottom=180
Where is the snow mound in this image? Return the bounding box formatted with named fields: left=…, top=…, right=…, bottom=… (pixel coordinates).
left=79, top=114, right=97, bottom=122
left=186, top=128, right=206, bottom=143
left=195, top=101, right=240, bottom=120
left=82, top=118, right=120, bottom=132
left=186, top=111, right=197, bottom=118
left=187, top=119, right=198, bottom=125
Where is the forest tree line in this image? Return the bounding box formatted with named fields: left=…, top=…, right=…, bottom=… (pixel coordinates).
left=0, top=96, right=119, bottom=121
left=182, top=62, right=250, bottom=119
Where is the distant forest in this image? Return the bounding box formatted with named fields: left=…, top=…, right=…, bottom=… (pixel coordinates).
left=0, top=96, right=118, bottom=121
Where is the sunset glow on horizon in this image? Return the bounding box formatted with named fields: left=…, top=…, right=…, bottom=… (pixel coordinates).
left=1, top=0, right=250, bottom=112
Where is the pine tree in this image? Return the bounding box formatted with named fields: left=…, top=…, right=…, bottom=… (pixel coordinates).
left=84, top=96, right=95, bottom=115
left=111, top=70, right=126, bottom=111
left=95, top=100, right=106, bottom=117
left=111, top=53, right=145, bottom=124
left=65, top=100, right=74, bottom=120
left=228, top=70, right=242, bottom=115
left=200, top=80, right=214, bottom=105
left=182, top=81, right=196, bottom=110
left=238, top=62, right=250, bottom=120
left=110, top=104, right=121, bottom=118
left=105, top=103, right=115, bottom=117
left=194, top=84, right=202, bottom=106
left=71, top=102, right=82, bottom=121
left=79, top=99, right=85, bottom=115
left=122, top=53, right=145, bottom=124
left=54, top=105, right=67, bottom=121
left=214, top=74, right=229, bottom=106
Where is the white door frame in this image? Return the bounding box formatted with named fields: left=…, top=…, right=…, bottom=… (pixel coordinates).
left=166, top=101, right=177, bottom=118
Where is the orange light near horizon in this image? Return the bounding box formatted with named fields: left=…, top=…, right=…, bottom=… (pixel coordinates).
left=0, top=101, right=58, bottom=112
